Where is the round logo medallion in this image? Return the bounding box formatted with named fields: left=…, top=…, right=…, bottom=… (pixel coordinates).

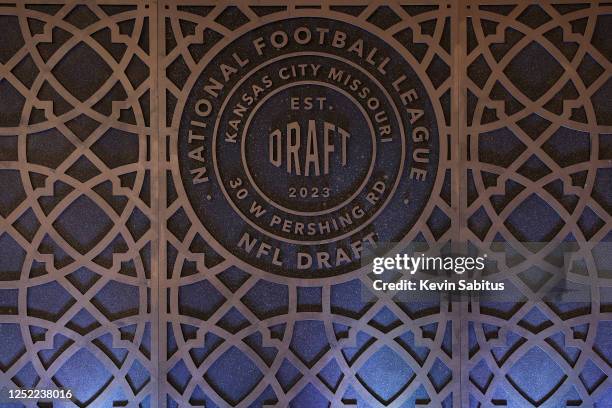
left=179, top=17, right=439, bottom=278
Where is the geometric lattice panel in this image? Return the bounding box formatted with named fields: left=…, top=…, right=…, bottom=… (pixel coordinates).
left=0, top=2, right=157, bottom=406
left=159, top=2, right=458, bottom=406
left=461, top=1, right=612, bottom=406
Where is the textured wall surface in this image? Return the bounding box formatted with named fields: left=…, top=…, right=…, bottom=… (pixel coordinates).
left=0, top=1, right=610, bottom=407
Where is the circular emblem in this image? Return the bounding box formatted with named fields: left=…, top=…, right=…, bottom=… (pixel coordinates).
left=178, top=17, right=439, bottom=278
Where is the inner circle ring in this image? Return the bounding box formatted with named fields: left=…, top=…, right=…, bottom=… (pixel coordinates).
left=211, top=51, right=407, bottom=245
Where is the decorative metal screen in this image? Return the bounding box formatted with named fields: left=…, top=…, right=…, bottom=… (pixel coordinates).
left=0, top=1, right=610, bottom=407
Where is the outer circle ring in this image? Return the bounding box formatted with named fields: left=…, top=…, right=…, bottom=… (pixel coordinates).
left=174, top=14, right=445, bottom=281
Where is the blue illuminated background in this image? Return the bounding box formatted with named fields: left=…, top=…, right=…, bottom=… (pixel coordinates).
left=0, top=1, right=611, bottom=407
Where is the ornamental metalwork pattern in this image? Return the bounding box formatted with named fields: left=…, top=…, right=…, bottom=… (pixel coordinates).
left=461, top=2, right=612, bottom=407
left=0, top=2, right=157, bottom=407
left=0, top=1, right=609, bottom=408
left=160, top=2, right=456, bottom=407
